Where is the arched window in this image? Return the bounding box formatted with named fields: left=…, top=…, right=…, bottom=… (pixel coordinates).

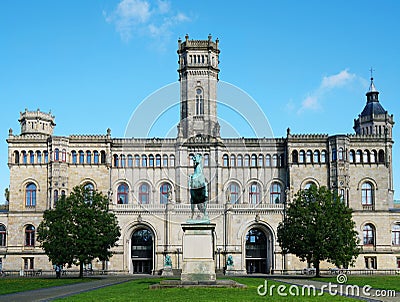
left=100, top=151, right=106, bottom=164
left=195, top=88, right=204, bottom=115
left=349, top=150, right=355, bottom=163
left=135, top=155, right=140, bottom=167
left=204, top=154, right=209, bottom=166
left=54, top=148, right=60, bottom=161
left=223, top=154, right=229, bottom=167
left=258, top=155, right=263, bottom=167
left=356, top=150, right=362, bottom=163
left=363, top=150, right=369, bottom=163
left=251, top=154, right=257, bottom=167
left=170, top=155, right=175, bottom=167
left=249, top=183, right=261, bottom=204
left=86, top=151, right=92, bottom=164
left=22, top=151, right=27, bottom=164
left=313, top=150, right=320, bottom=163
left=163, top=155, right=168, bottom=167
left=139, top=184, right=150, bottom=204
left=93, top=151, right=99, bottom=164
left=189, top=153, right=194, bottom=167
left=54, top=189, right=58, bottom=204
left=29, top=151, right=34, bottom=164
left=160, top=183, right=171, bottom=204
left=14, top=150, right=20, bottom=164
left=292, top=150, right=298, bottom=164
left=321, top=150, right=327, bottom=163
left=155, top=154, right=161, bottom=167
left=361, top=182, right=374, bottom=206
left=227, top=183, right=240, bottom=204
left=237, top=155, right=243, bottom=167
left=71, top=151, right=77, bottom=164
left=306, top=150, right=312, bottom=163
left=127, top=154, right=133, bottom=167
left=266, top=154, right=271, bottom=166
left=0, top=224, right=6, bottom=246
left=378, top=150, right=385, bottom=163
left=370, top=150, right=376, bottom=163
left=270, top=182, right=282, bottom=204
left=279, top=154, right=284, bottom=167
left=141, top=155, right=147, bottom=167
left=338, top=148, right=344, bottom=161
left=113, top=154, right=119, bottom=167
left=25, top=225, right=35, bottom=247
left=299, top=150, right=305, bottom=163
left=149, top=154, right=154, bottom=167
left=363, top=224, right=375, bottom=245
left=244, top=155, right=250, bottom=167
left=332, top=148, right=337, bottom=161
left=272, top=154, right=278, bottom=167
left=36, top=151, right=42, bottom=164
left=304, top=182, right=316, bottom=190
left=230, top=155, right=236, bottom=167
left=25, top=183, right=37, bottom=207
left=44, top=150, right=49, bottom=163
left=79, top=150, right=84, bottom=164
left=392, top=224, right=400, bottom=246
left=120, top=155, right=126, bottom=167
left=117, top=183, right=129, bottom=204
left=62, top=149, right=66, bottom=162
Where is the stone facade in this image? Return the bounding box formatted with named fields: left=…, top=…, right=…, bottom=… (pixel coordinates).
left=1, top=36, right=400, bottom=274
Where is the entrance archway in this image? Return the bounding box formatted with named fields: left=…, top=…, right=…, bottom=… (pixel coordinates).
left=131, top=228, right=153, bottom=274
left=245, top=227, right=273, bottom=273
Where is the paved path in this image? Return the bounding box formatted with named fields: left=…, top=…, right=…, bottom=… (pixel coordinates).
left=273, top=278, right=400, bottom=302
left=0, top=276, right=142, bottom=302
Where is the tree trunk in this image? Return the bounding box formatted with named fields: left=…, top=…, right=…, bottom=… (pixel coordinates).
left=314, top=261, right=320, bottom=277
left=79, top=262, right=84, bottom=278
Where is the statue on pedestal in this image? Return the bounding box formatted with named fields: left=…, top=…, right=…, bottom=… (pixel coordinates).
left=188, top=154, right=209, bottom=222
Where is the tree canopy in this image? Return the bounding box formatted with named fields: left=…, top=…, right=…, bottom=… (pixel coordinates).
left=277, top=185, right=360, bottom=277
left=37, top=185, right=121, bottom=277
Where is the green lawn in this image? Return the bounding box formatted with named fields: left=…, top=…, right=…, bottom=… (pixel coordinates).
left=313, top=275, right=400, bottom=292
left=56, top=278, right=356, bottom=301
left=0, top=277, right=94, bottom=295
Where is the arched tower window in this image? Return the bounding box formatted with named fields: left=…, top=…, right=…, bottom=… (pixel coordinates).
left=139, top=183, right=150, bottom=204
left=0, top=224, right=6, bottom=246
left=361, top=182, right=374, bottom=207
left=392, top=224, right=400, bottom=246
left=270, top=182, right=282, bottom=204
left=227, top=182, right=240, bottom=204
left=195, top=88, right=204, bottom=115
left=25, top=183, right=37, bottom=207
left=25, top=225, right=35, bottom=247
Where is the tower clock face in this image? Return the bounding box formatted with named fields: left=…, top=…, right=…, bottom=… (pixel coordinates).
left=196, top=88, right=202, bottom=95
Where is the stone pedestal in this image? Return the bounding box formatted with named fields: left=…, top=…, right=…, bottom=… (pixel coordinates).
left=181, top=223, right=216, bottom=282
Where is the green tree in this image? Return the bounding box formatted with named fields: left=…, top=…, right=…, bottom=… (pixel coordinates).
left=37, top=185, right=121, bottom=277
left=277, top=185, right=359, bottom=277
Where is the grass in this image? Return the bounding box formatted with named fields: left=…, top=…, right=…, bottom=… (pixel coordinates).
left=313, top=275, right=400, bottom=292
left=55, top=277, right=356, bottom=301
left=0, top=277, right=95, bottom=295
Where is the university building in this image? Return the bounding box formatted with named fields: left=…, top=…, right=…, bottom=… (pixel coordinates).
left=1, top=35, right=400, bottom=274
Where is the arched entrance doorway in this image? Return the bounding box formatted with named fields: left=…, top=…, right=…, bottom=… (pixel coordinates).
left=131, top=228, right=153, bottom=274
left=245, top=227, right=273, bottom=274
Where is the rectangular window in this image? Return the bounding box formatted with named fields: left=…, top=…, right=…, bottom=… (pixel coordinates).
left=364, top=257, right=377, bottom=269
left=23, top=258, right=34, bottom=270
left=397, top=258, right=400, bottom=269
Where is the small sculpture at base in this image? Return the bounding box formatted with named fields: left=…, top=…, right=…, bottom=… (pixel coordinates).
left=188, top=154, right=209, bottom=222
left=161, top=254, right=174, bottom=277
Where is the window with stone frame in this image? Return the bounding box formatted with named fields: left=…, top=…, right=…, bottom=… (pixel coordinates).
left=227, top=183, right=240, bottom=204
left=361, top=182, right=374, bottom=206
left=0, top=224, right=6, bottom=246
left=363, top=224, right=375, bottom=245
left=392, top=224, right=400, bottom=245
left=270, top=182, right=282, bottom=204
left=249, top=183, right=261, bottom=204
left=25, top=225, right=35, bottom=247
left=139, top=183, right=150, bottom=204
left=25, top=183, right=37, bottom=207
left=160, top=183, right=171, bottom=204
left=117, top=183, right=129, bottom=204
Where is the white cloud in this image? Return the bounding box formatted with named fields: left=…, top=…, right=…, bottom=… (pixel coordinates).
left=105, top=0, right=189, bottom=43
left=297, top=69, right=356, bottom=114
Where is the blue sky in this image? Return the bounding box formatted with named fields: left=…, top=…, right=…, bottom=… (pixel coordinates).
left=1, top=0, right=400, bottom=201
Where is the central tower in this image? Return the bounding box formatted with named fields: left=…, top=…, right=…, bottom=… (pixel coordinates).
left=177, top=34, right=220, bottom=139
